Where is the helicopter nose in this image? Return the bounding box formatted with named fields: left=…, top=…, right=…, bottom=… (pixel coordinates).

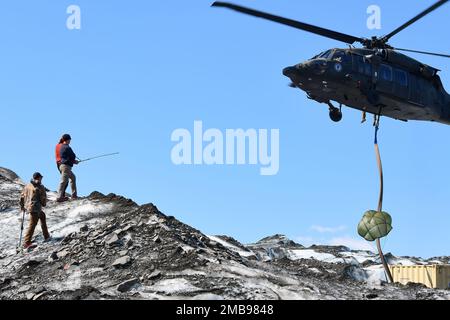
left=283, top=64, right=308, bottom=77
left=283, top=65, right=307, bottom=83
left=282, top=66, right=297, bottom=77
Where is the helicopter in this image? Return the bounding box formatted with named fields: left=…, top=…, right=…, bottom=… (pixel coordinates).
left=212, top=0, right=450, bottom=125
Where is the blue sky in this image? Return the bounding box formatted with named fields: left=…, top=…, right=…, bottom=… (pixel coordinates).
left=0, top=0, right=449, bottom=257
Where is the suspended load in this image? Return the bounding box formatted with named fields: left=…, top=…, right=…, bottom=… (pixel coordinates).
left=357, top=210, right=393, bottom=241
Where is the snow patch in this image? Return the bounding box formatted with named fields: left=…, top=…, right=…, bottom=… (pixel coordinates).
left=340, top=251, right=378, bottom=264
left=208, top=235, right=256, bottom=258
left=150, top=278, right=202, bottom=294
left=288, top=249, right=337, bottom=263
left=191, top=293, right=224, bottom=300
left=49, top=202, right=114, bottom=236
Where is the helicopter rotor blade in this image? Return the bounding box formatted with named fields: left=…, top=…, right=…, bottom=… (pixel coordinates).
left=212, top=1, right=364, bottom=45
left=394, top=47, right=450, bottom=58
left=382, top=0, right=448, bottom=42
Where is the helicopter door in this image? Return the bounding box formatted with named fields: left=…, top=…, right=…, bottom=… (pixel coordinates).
left=353, top=55, right=372, bottom=79
left=393, top=68, right=408, bottom=99
left=409, top=74, right=425, bottom=106
left=376, top=64, right=394, bottom=95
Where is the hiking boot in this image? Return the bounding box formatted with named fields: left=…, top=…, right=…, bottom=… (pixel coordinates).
left=71, top=194, right=78, bottom=200
left=56, top=197, right=69, bottom=203
left=43, top=236, right=52, bottom=243
left=23, top=242, right=34, bottom=249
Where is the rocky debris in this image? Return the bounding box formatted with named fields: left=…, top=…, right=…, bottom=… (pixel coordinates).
left=59, top=286, right=104, bottom=300
left=49, top=252, right=59, bottom=262
left=365, top=293, right=379, bottom=299
left=0, top=167, right=22, bottom=183
left=0, top=169, right=23, bottom=212
left=87, top=191, right=137, bottom=209
left=117, top=278, right=140, bottom=292
left=17, top=285, right=31, bottom=293
left=32, top=291, right=47, bottom=300
left=112, top=256, right=131, bottom=267
left=152, top=235, right=162, bottom=243
left=215, top=235, right=253, bottom=253
left=0, top=168, right=449, bottom=300
left=105, top=234, right=119, bottom=246
left=57, top=250, right=69, bottom=259
left=148, top=270, right=162, bottom=280
left=246, top=234, right=305, bottom=261
left=118, top=250, right=128, bottom=256
left=256, top=234, right=304, bottom=248
left=310, top=244, right=351, bottom=255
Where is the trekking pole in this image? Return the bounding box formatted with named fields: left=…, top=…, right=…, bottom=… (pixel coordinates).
left=77, top=152, right=119, bottom=163
left=16, top=209, right=26, bottom=254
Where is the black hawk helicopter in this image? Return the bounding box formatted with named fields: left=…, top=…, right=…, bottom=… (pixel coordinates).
left=212, top=0, right=450, bottom=124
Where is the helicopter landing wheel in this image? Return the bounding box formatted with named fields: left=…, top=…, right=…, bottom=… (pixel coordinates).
left=329, top=108, right=342, bottom=122
left=328, top=102, right=342, bottom=122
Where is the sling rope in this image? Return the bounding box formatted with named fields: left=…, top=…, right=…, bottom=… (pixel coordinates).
left=373, top=120, right=394, bottom=283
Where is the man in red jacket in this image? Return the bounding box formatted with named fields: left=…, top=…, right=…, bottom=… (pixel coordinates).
left=55, top=134, right=79, bottom=202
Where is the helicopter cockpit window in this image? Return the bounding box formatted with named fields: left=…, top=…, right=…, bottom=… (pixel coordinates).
left=332, top=51, right=350, bottom=63
left=394, top=69, right=408, bottom=87
left=379, top=64, right=393, bottom=81
left=317, top=50, right=333, bottom=60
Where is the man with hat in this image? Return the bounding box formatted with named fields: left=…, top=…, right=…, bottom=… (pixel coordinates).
left=56, top=133, right=79, bottom=202
left=19, top=172, right=50, bottom=249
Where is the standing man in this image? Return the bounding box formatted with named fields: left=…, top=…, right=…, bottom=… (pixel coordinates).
left=19, top=172, right=50, bottom=249
left=56, top=134, right=79, bottom=202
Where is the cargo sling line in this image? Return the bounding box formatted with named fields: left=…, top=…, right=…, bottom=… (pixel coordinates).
left=373, top=115, right=394, bottom=283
